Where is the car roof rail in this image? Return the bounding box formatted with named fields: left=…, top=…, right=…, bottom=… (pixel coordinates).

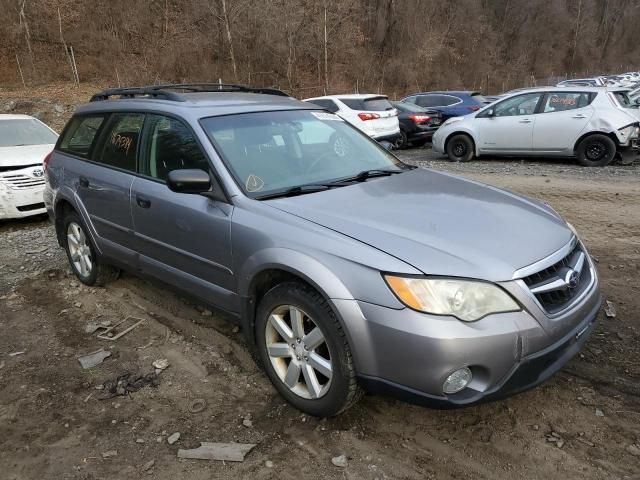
left=90, top=83, right=290, bottom=102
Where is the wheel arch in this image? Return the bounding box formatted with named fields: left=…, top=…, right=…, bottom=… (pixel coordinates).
left=444, top=130, right=478, bottom=156
left=238, top=249, right=358, bottom=350
left=573, top=130, right=619, bottom=153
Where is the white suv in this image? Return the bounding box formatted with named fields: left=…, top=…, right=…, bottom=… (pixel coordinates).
left=433, top=87, right=639, bottom=167
left=304, top=94, right=400, bottom=143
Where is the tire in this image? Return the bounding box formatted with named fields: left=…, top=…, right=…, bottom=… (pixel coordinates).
left=395, top=130, right=409, bottom=149
left=575, top=134, right=616, bottom=167
left=63, top=211, right=120, bottom=286
left=446, top=134, right=475, bottom=162
left=255, top=282, right=362, bottom=417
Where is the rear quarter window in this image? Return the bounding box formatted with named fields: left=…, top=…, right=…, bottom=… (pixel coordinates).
left=58, top=115, right=107, bottom=158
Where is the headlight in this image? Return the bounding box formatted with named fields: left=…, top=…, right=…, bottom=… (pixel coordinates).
left=442, top=117, right=464, bottom=127
left=384, top=275, right=520, bottom=322
left=618, top=124, right=640, bottom=139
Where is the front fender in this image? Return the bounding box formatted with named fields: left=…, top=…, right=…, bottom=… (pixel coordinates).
left=238, top=247, right=356, bottom=301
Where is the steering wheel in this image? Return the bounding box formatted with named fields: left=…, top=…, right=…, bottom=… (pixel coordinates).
left=305, top=150, right=335, bottom=175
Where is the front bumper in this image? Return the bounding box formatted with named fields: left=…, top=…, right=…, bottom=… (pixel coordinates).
left=0, top=183, right=46, bottom=219
left=333, top=263, right=601, bottom=407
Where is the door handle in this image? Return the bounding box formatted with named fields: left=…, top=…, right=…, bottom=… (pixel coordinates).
left=136, top=195, right=151, bottom=209
left=572, top=114, right=586, bottom=119
left=79, top=176, right=89, bottom=188
left=518, top=119, right=532, bottom=123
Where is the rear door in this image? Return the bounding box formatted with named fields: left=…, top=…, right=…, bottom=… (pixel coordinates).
left=58, top=112, right=140, bottom=263
left=473, top=92, right=543, bottom=153
left=532, top=92, right=595, bottom=153
left=131, top=114, right=235, bottom=311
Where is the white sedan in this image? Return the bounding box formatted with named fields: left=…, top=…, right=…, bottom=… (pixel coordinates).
left=0, top=115, right=58, bottom=219
left=432, top=87, right=639, bottom=167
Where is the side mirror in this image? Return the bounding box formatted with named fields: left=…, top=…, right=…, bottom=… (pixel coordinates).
left=167, top=169, right=211, bottom=194
left=486, top=108, right=495, bottom=117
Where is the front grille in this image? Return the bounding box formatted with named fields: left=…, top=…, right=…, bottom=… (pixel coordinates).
left=17, top=202, right=45, bottom=212
left=521, top=243, right=592, bottom=315
left=0, top=174, right=45, bottom=190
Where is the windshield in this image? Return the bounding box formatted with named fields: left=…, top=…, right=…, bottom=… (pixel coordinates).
left=0, top=119, right=58, bottom=147
left=392, top=102, right=427, bottom=113
left=201, top=110, right=405, bottom=198
left=339, top=97, right=394, bottom=111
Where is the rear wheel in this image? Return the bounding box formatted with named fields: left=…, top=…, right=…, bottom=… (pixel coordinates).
left=255, top=283, right=362, bottom=417
left=63, top=211, right=120, bottom=286
left=446, top=134, right=474, bottom=162
left=395, top=130, right=409, bottom=149
left=576, top=134, right=616, bottom=167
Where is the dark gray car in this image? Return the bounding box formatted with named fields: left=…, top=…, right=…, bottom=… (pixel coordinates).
left=44, top=84, right=601, bottom=416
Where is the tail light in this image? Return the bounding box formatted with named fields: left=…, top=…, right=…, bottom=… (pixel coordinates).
left=43, top=151, right=53, bottom=171
left=467, top=105, right=481, bottom=112
left=358, top=112, right=380, bottom=121
left=408, top=114, right=432, bottom=124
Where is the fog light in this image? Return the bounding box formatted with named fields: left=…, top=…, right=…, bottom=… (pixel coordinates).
left=443, top=367, right=472, bottom=394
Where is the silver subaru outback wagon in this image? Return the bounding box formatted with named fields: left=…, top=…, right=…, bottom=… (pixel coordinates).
left=44, top=84, right=601, bottom=416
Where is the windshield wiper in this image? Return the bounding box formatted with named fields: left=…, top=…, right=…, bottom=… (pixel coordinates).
left=255, top=183, right=346, bottom=200
left=330, top=168, right=405, bottom=184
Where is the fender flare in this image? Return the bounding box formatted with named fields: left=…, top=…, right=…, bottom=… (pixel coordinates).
left=53, top=187, right=102, bottom=254
left=237, top=247, right=360, bottom=347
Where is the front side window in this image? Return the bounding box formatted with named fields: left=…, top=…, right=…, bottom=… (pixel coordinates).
left=201, top=110, right=405, bottom=198
left=96, top=113, right=144, bottom=171
left=142, top=115, right=209, bottom=181
left=492, top=93, right=543, bottom=117
left=542, top=92, right=592, bottom=112
left=0, top=118, right=58, bottom=148
left=58, top=115, right=105, bottom=157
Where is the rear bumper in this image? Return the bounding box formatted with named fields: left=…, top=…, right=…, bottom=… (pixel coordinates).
left=372, top=132, right=401, bottom=143
left=618, top=139, right=639, bottom=164
left=407, top=126, right=439, bottom=143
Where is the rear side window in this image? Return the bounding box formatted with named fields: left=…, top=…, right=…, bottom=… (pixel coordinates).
left=542, top=92, right=593, bottom=112
left=95, top=113, right=144, bottom=171
left=58, top=115, right=106, bottom=157
left=339, top=97, right=392, bottom=111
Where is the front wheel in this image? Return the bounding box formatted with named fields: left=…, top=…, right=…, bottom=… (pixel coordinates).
left=255, top=283, right=362, bottom=417
left=576, top=134, right=616, bottom=167
left=446, top=134, right=475, bottom=162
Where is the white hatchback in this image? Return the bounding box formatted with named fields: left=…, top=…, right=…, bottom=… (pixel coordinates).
left=303, top=94, right=400, bottom=143
left=432, top=87, right=639, bottom=167
left=0, top=115, right=58, bottom=219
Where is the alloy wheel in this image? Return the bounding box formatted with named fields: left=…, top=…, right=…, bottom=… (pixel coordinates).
left=67, top=222, right=92, bottom=277
left=265, top=304, right=333, bottom=399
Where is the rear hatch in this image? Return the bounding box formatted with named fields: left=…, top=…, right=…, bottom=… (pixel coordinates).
left=340, top=96, right=399, bottom=136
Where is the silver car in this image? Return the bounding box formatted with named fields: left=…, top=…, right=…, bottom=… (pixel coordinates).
left=45, top=84, right=601, bottom=416
left=433, top=87, right=639, bottom=166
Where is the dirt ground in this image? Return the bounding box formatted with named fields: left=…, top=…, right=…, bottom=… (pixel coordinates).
left=1, top=92, right=640, bottom=478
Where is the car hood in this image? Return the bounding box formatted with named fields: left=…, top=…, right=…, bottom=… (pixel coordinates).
left=267, top=169, right=573, bottom=281
left=0, top=144, right=54, bottom=168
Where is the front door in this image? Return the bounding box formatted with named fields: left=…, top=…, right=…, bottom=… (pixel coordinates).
left=131, top=114, right=235, bottom=311
left=474, top=92, right=544, bottom=153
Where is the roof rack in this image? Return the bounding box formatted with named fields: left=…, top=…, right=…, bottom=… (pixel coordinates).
left=89, top=83, right=290, bottom=102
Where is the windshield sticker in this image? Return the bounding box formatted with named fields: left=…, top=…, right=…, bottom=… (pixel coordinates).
left=246, top=174, right=265, bottom=192
left=311, top=112, right=343, bottom=121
